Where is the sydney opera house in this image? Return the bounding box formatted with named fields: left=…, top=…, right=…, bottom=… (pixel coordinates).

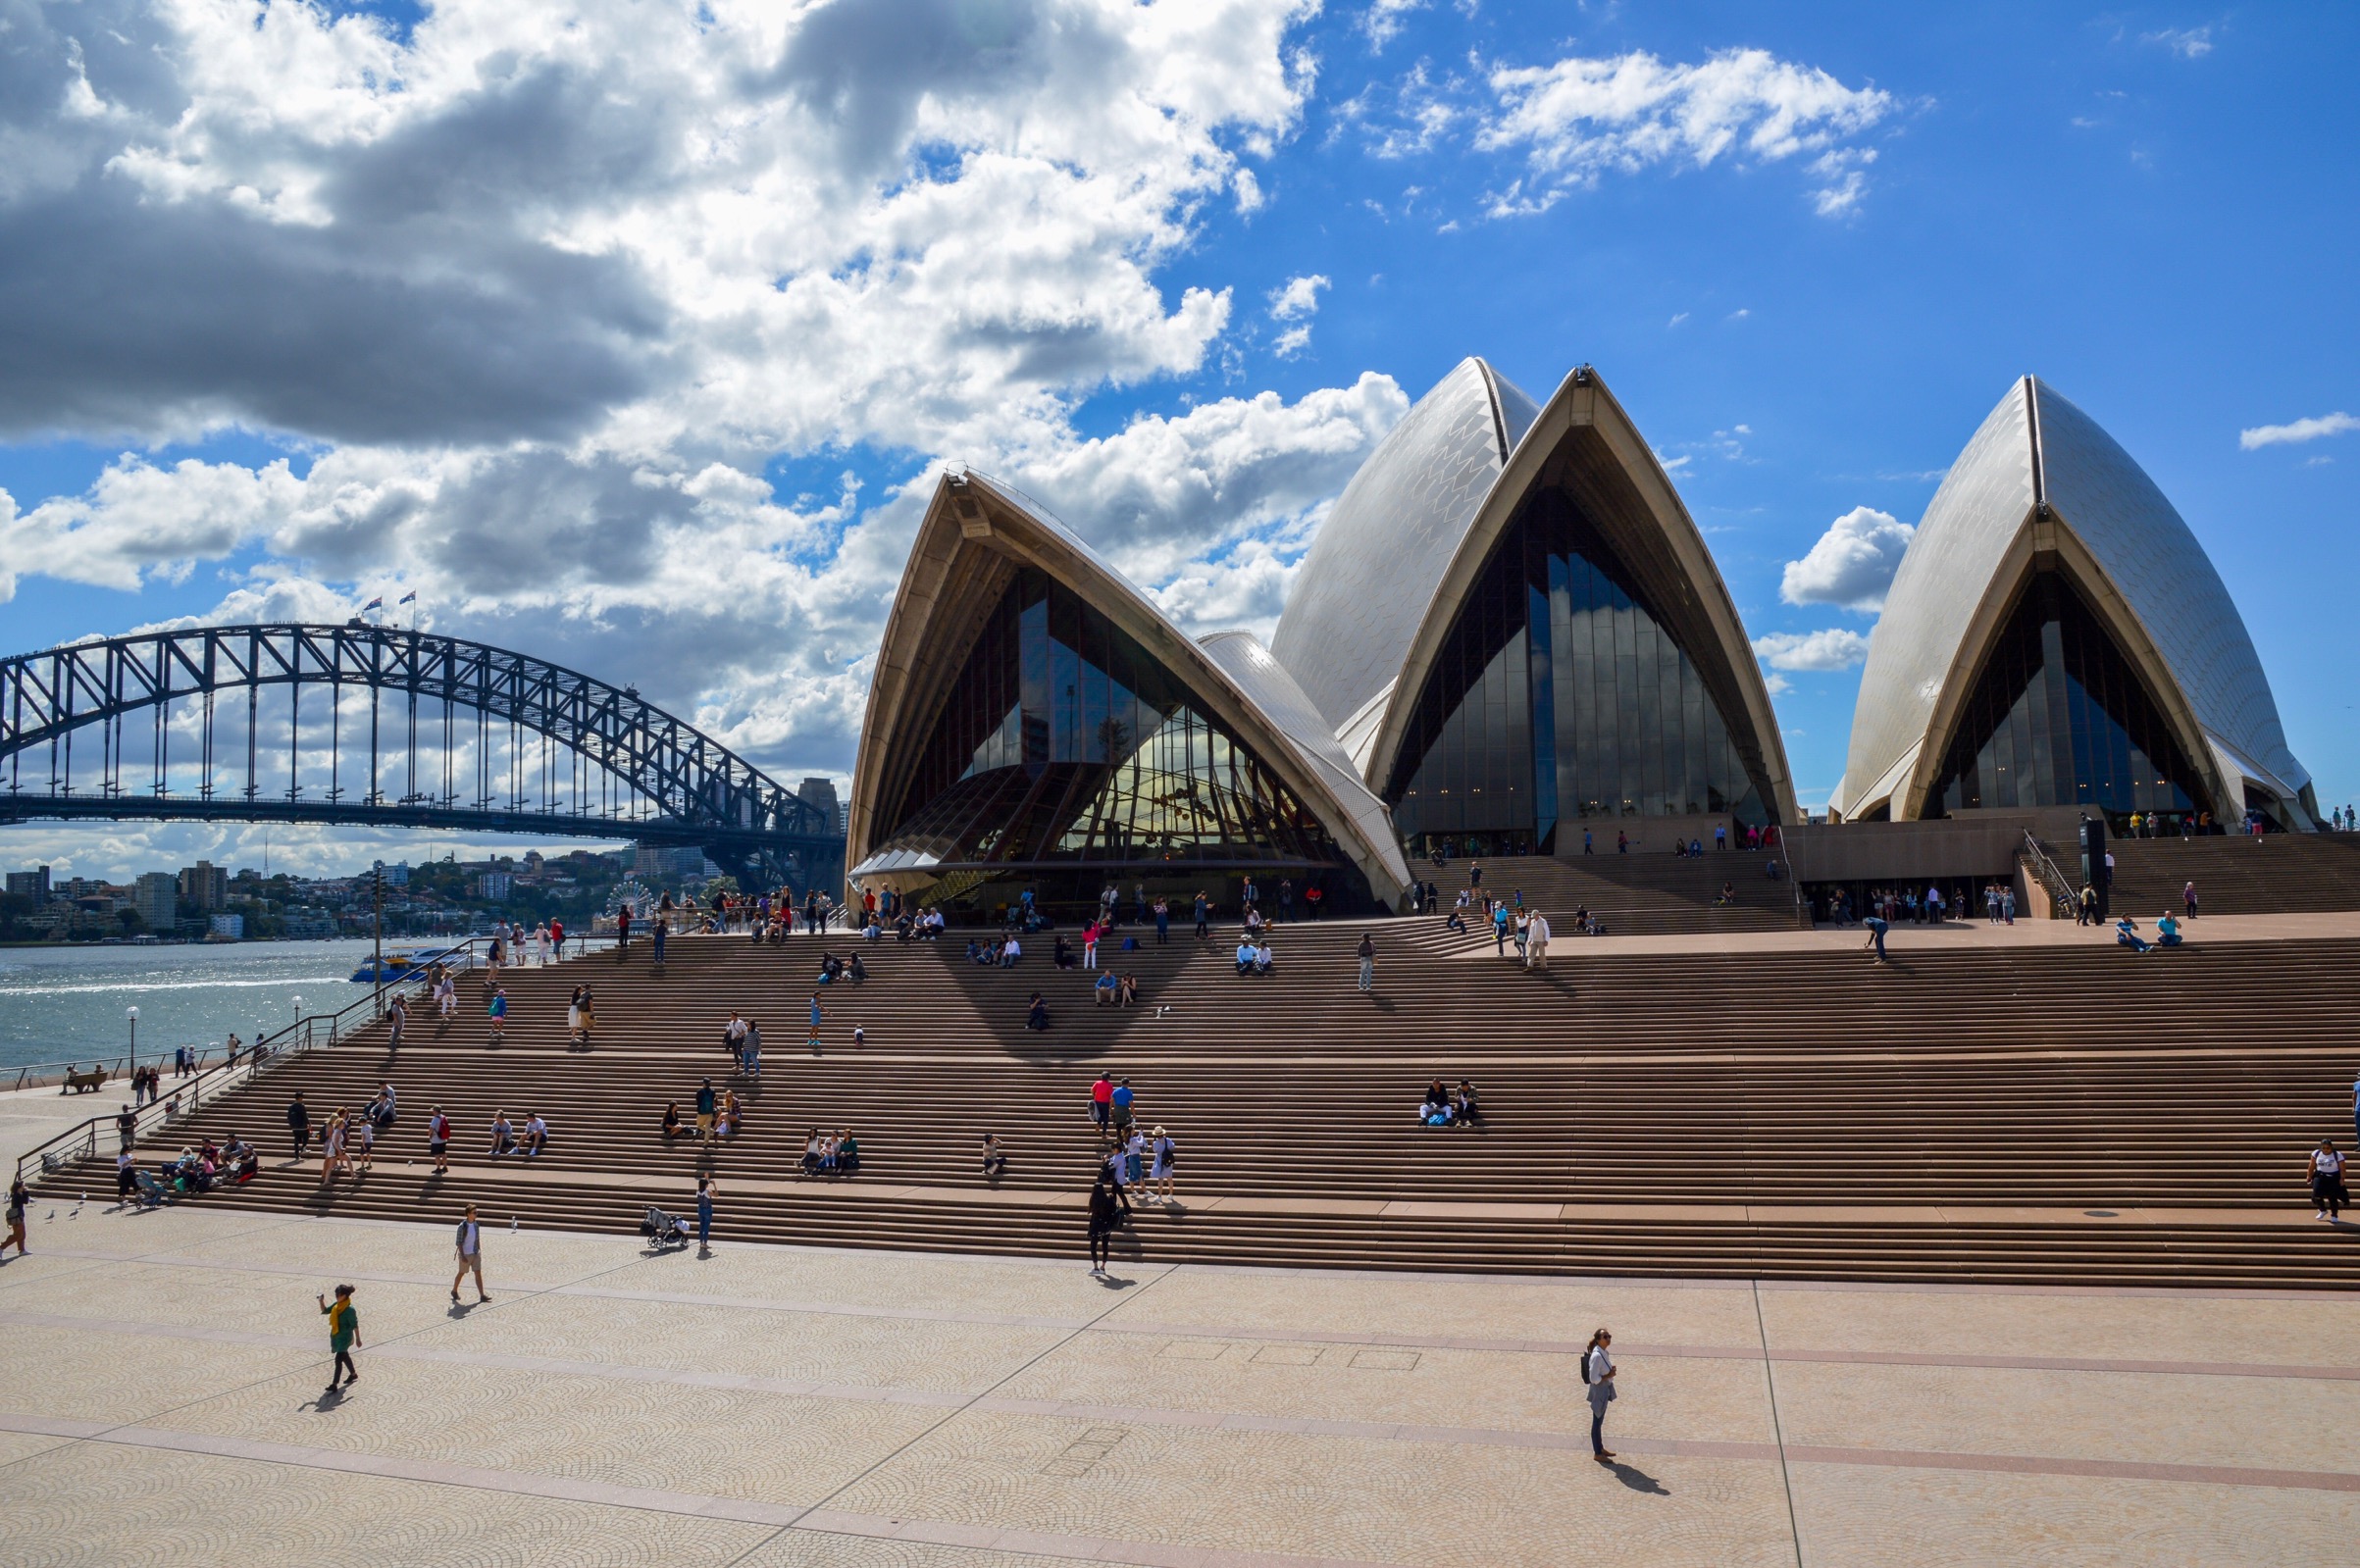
left=846, top=361, right=2309, bottom=918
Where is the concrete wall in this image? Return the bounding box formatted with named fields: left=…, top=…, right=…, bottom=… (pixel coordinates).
left=1784, top=808, right=2087, bottom=885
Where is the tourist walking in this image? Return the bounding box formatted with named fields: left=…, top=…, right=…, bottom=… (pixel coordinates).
left=2184, top=881, right=2200, bottom=919
left=452, top=1202, right=489, bottom=1302
left=1584, top=1328, right=1617, bottom=1461
left=1193, top=891, right=1210, bottom=940
left=428, top=1105, right=450, bottom=1174
left=1087, top=1178, right=1117, bottom=1275
left=487, top=985, right=507, bottom=1045
left=1526, top=910, right=1551, bottom=971
left=1357, top=933, right=1375, bottom=992
left=807, top=993, right=826, bottom=1052
left=2311, top=1140, right=2349, bottom=1222
left=742, top=1019, right=762, bottom=1079
left=386, top=995, right=407, bottom=1054
left=695, top=1175, right=715, bottom=1251
left=318, top=1284, right=362, bottom=1393
left=695, top=1078, right=718, bottom=1143
left=2, top=1177, right=26, bottom=1261
left=118, top=1100, right=137, bottom=1155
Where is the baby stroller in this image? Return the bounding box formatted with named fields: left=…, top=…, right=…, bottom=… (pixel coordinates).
left=641, top=1205, right=692, bottom=1250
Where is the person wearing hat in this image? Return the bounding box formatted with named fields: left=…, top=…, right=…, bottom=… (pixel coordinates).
left=1150, top=1126, right=1177, bottom=1204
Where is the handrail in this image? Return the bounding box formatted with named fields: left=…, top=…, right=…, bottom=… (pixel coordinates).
left=9, top=931, right=625, bottom=1186
left=2021, top=830, right=2080, bottom=919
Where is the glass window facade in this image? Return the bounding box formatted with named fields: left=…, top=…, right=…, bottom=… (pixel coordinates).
left=875, top=570, right=1351, bottom=875
left=1385, top=490, right=1769, bottom=849
left=1930, top=573, right=2207, bottom=818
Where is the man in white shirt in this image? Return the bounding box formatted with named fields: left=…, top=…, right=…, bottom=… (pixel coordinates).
left=451, top=1202, right=488, bottom=1304
left=1525, top=912, right=1551, bottom=971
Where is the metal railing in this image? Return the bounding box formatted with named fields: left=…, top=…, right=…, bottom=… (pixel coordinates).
left=13, top=931, right=604, bottom=1186
left=2021, top=830, right=2081, bottom=919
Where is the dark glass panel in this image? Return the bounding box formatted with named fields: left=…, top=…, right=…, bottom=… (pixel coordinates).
left=1385, top=489, right=1773, bottom=849
left=879, top=570, right=1347, bottom=876
left=1929, top=574, right=2205, bottom=818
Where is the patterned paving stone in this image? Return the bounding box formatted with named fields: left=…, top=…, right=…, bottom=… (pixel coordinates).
left=739, top=1534, right=1095, bottom=1568
left=1000, top=1327, right=1777, bottom=1444
left=1112, top=1266, right=1761, bottom=1349
left=0, top=1430, right=73, bottom=1467
left=1771, top=1358, right=2360, bottom=1472
left=0, top=1324, right=314, bottom=1424
left=418, top=1289, right=1069, bottom=1394
left=159, top=1356, right=944, bottom=1504
left=1, top=1260, right=486, bottom=1343
left=1760, top=1284, right=2360, bottom=1368
left=0, top=1441, right=770, bottom=1568
left=831, top=1407, right=1798, bottom=1568
left=1785, top=1461, right=2360, bottom=1568
left=590, top=1242, right=1170, bottom=1322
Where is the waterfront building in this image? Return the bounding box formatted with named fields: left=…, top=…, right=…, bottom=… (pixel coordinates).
left=1833, top=378, right=2315, bottom=830
left=1271, top=359, right=1796, bottom=854
left=846, top=471, right=1411, bottom=917
left=132, top=871, right=178, bottom=930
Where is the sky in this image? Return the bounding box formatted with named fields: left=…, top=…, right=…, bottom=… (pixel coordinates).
left=1, top=0, right=2354, bottom=880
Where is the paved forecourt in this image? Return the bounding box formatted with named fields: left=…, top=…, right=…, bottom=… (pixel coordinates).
left=2, top=1207, right=2357, bottom=1566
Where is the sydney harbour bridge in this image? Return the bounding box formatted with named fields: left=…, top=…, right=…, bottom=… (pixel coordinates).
left=0, top=622, right=843, bottom=889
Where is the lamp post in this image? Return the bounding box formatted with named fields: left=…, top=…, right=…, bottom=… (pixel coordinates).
left=127, top=1005, right=138, bottom=1078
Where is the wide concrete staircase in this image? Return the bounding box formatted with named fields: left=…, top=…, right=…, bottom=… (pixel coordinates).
left=1416, top=849, right=1801, bottom=935
left=2107, top=833, right=2360, bottom=916
left=49, top=919, right=2360, bottom=1289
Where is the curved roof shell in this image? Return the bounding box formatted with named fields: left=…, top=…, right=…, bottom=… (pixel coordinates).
left=1278, top=360, right=1796, bottom=824
left=1270, top=358, right=1538, bottom=739
left=845, top=470, right=1413, bottom=903
left=1839, top=377, right=2310, bottom=823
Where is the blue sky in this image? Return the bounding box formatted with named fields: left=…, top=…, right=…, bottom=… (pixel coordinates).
left=1, top=0, right=2354, bottom=877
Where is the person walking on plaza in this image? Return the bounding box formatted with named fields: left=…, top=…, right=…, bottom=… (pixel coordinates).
left=386, top=994, right=407, bottom=1055
left=117, top=1100, right=137, bottom=1155
left=695, top=1175, right=716, bottom=1252
left=2312, top=1140, right=2349, bottom=1222
left=318, top=1284, right=362, bottom=1394
left=616, top=900, right=634, bottom=954
left=1193, top=891, right=1210, bottom=941
left=1526, top=910, right=1551, bottom=972
left=1584, top=1328, right=1617, bottom=1461
left=651, top=908, right=668, bottom=965
left=1492, top=901, right=1511, bottom=956
left=1358, top=932, right=1376, bottom=992
left=452, top=1203, right=489, bottom=1302
left=428, top=1105, right=450, bottom=1174
left=3, top=1177, right=27, bottom=1260
left=285, top=1092, right=310, bottom=1162
left=1091, top=1072, right=1113, bottom=1137
left=2184, top=881, right=2200, bottom=920
left=1087, top=1177, right=1117, bottom=1275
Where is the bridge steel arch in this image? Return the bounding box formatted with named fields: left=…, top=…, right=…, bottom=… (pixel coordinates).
left=0, top=623, right=842, bottom=890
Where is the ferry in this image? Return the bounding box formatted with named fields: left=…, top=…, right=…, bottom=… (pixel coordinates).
left=348, top=946, right=461, bottom=983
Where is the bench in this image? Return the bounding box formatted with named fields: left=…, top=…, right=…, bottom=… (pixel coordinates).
left=61, top=1068, right=108, bottom=1094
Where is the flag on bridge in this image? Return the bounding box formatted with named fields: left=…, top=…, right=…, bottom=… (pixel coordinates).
left=397, top=591, right=417, bottom=605
left=361, top=596, right=384, bottom=612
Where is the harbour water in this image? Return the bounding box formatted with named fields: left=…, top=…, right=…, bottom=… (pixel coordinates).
left=0, top=940, right=375, bottom=1079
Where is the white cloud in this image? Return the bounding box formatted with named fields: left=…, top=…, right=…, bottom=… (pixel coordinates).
left=1779, top=505, right=1914, bottom=612
left=1476, top=47, right=1893, bottom=217
left=1266, top=272, right=1330, bottom=358
left=0, top=0, right=1375, bottom=793
left=2144, top=26, right=2214, bottom=59
left=2239, top=412, right=2360, bottom=450
left=1268, top=274, right=1331, bottom=320
left=1753, top=629, right=1871, bottom=672
left=1360, top=0, right=1425, bottom=49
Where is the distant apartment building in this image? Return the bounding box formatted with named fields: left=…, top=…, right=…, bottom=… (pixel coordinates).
left=179, top=861, right=229, bottom=912
left=632, top=843, right=712, bottom=883
left=5, top=866, right=50, bottom=904
left=132, top=872, right=179, bottom=931
left=208, top=914, right=245, bottom=939
left=474, top=871, right=514, bottom=901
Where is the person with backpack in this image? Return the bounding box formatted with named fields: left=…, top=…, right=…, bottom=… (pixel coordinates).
left=1584, top=1328, right=1617, bottom=1462
left=1151, top=1126, right=1177, bottom=1204
left=1086, top=1178, right=1117, bottom=1275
